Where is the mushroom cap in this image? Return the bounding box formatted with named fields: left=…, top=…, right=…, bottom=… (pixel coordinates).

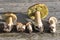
left=2, top=12, right=17, bottom=23
left=27, top=4, right=48, bottom=20
left=49, top=17, right=57, bottom=24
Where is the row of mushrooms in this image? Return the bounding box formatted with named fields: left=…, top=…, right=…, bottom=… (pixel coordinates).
left=1, top=4, right=57, bottom=33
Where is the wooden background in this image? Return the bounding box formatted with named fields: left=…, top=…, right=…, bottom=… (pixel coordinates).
left=0, top=0, right=60, bottom=40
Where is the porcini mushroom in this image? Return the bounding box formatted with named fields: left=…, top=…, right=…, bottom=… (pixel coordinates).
left=27, top=4, right=48, bottom=32
left=26, top=22, right=33, bottom=33
left=49, top=17, right=57, bottom=33
left=2, top=12, right=17, bottom=32
left=16, top=22, right=26, bottom=32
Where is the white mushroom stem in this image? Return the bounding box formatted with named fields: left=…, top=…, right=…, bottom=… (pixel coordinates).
left=8, top=17, right=13, bottom=27
left=35, top=11, right=43, bottom=28
left=22, top=25, right=26, bottom=30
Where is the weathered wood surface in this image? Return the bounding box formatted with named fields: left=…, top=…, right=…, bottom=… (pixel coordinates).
left=0, top=0, right=60, bottom=40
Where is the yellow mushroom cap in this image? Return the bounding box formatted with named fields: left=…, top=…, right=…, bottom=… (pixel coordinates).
left=27, top=4, right=48, bottom=20
left=2, top=12, right=17, bottom=22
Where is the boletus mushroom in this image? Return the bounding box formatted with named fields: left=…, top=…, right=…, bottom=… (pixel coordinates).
left=49, top=17, right=57, bottom=33
left=2, top=12, right=17, bottom=32
left=27, top=4, right=48, bottom=32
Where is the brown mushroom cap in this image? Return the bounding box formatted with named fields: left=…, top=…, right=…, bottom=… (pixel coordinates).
left=2, top=12, right=17, bottom=23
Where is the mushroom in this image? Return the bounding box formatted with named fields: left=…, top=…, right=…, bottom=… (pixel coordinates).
left=16, top=22, right=26, bottom=32
left=26, top=22, right=33, bottom=33
left=2, top=12, right=17, bottom=32
left=27, top=4, right=48, bottom=32
left=49, top=17, right=57, bottom=33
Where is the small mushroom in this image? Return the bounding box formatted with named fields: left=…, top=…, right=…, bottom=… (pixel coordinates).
left=2, top=12, right=17, bottom=32
left=16, top=22, right=26, bottom=32
left=49, top=17, right=57, bottom=33
left=26, top=22, right=33, bottom=33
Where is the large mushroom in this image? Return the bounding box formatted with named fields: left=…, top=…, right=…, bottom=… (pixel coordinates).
left=2, top=12, right=17, bottom=32
left=27, top=4, right=48, bottom=32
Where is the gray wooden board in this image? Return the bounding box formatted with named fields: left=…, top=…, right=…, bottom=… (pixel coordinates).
left=0, top=0, right=59, bottom=40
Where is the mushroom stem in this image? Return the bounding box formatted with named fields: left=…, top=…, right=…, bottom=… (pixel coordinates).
left=4, top=17, right=13, bottom=32
left=7, top=17, right=13, bottom=27
left=35, top=11, right=43, bottom=28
